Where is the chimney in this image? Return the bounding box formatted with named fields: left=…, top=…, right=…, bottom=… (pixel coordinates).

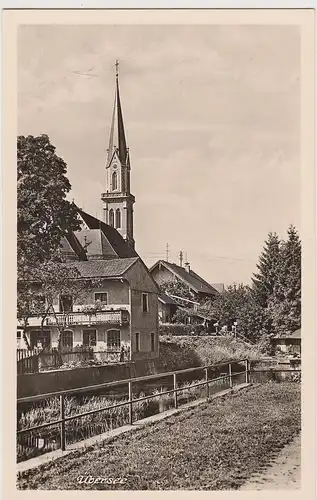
left=179, top=251, right=183, bottom=267
left=185, top=261, right=190, bottom=273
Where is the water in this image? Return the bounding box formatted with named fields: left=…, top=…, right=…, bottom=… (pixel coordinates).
left=16, top=363, right=249, bottom=463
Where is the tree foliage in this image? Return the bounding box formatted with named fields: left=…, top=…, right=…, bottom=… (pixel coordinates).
left=269, top=225, right=301, bottom=335
left=17, top=134, right=83, bottom=348
left=205, top=283, right=271, bottom=342
left=18, top=261, right=103, bottom=351
left=203, top=226, right=301, bottom=344
left=252, top=232, right=281, bottom=308
left=17, top=134, right=80, bottom=270
left=160, top=278, right=200, bottom=303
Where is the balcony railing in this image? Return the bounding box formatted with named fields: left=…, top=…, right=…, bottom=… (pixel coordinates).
left=45, top=310, right=128, bottom=327
left=19, top=310, right=129, bottom=329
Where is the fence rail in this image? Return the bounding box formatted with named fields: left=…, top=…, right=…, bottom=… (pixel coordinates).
left=17, top=347, right=128, bottom=374
left=17, top=359, right=251, bottom=451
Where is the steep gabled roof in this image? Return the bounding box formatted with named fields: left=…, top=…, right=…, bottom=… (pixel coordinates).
left=78, top=209, right=138, bottom=259
left=68, top=257, right=139, bottom=278
left=150, top=260, right=219, bottom=296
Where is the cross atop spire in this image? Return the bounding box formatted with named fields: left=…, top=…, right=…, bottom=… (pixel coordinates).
left=107, top=61, right=128, bottom=167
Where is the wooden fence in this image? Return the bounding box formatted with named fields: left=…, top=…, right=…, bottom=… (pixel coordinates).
left=17, top=359, right=252, bottom=452
left=17, top=347, right=126, bottom=374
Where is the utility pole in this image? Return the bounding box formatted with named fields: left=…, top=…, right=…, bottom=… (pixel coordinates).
left=166, top=243, right=169, bottom=262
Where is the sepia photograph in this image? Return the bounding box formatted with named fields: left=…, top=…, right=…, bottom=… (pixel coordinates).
left=2, top=8, right=314, bottom=494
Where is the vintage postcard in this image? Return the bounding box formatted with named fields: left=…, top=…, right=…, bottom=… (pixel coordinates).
left=2, top=7, right=315, bottom=498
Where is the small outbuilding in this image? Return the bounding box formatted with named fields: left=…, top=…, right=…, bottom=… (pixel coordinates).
left=272, top=329, right=301, bottom=356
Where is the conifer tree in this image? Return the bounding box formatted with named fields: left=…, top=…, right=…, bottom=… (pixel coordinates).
left=270, top=225, right=301, bottom=334
left=252, top=232, right=281, bottom=308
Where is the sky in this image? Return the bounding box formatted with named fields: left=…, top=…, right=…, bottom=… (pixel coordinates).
left=17, top=24, right=300, bottom=286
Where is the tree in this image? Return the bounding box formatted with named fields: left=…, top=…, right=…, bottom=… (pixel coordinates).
left=252, top=232, right=281, bottom=308
left=18, top=260, right=103, bottom=354
left=17, top=134, right=81, bottom=270
left=269, top=225, right=301, bottom=334
left=17, top=134, right=82, bottom=347
left=206, top=283, right=272, bottom=342
left=160, top=278, right=200, bottom=303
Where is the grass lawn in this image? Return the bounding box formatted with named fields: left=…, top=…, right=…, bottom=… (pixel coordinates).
left=17, top=382, right=301, bottom=490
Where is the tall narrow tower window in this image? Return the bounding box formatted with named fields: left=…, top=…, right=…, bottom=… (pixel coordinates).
left=109, top=209, right=114, bottom=227
left=115, top=208, right=121, bottom=228
left=112, top=171, right=118, bottom=191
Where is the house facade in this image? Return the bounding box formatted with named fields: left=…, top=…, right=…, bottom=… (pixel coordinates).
left=19, top=257, right=159, bottom=361
left=17, top=63, right=160, bottom=361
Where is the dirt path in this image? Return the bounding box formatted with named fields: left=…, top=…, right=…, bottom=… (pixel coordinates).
left=240, top=434, right=301, bottom=490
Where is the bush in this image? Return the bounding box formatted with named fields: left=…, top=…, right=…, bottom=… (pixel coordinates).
left=159, top=323, right=206, bottom=337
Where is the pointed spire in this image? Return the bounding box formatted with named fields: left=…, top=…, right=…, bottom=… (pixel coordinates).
left=107, top=60, right=128, bottom=166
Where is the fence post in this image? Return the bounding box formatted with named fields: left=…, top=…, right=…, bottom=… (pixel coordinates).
left=205, top=367, right=209, bottom=401
left=128, top=381, right=133, bottom=425
left=173, top=373, right=178, bottom=409
left=245, top=360, right=248, bottom=384
left=247, top=360, right=251, bottom=383
left=228, top=362, right=233, bottom=389
left=60, top=394, right=66, bottom=451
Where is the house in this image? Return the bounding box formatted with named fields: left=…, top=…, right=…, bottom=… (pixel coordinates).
left=150, top=259, right=220, bottom=303
left=272, top=329, right=301, bottom=356
left=21, top=254, right=160, bottom=361
left=17, top=63, right=160, bottom=361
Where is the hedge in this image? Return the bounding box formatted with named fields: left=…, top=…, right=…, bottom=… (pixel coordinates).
left=159, top=323, right=206, bottom=336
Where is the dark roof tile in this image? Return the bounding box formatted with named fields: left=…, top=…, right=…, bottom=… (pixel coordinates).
left=68, top=258, right=138, bottom=278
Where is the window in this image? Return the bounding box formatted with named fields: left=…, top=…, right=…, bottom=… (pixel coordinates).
left=135, top=332, right=140, bottom=352
left=94, top=292, right=108, bottom=305
left=17, top=331, right=21, bottom=340
left=115, top=208, right=121, bottom=229
left=112, top=171, right=118, bottom=190
left=142, top=293, right=149, bottom=313
left=150, top=332, right=155, bottom=351
left=60, top=330, right=73, bottom=348
left=109, top=209, right=114, bottom=227
left=59, top=295, right=73, bottom=313
left=30, top=330, right=50, bottom=349
left=107, top=329, right=120, bottom=350
left=83, top=329, right=97, bottom=347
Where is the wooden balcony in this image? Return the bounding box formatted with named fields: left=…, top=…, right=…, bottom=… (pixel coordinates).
left=23, top=310, right=129, bottom=328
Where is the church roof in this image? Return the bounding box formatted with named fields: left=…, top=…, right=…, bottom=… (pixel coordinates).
left=68, top=257, right=139, bottom=278
left=78, top=209, right=138, bottom=259
left=150, top=260, right=219, bottom=296
left=107, top=64, right=128, bottom=167
left=74, top=228, right=118, bottom=260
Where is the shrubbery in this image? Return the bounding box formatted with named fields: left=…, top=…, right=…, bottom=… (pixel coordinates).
left=159, top=323, right=206, bottom=337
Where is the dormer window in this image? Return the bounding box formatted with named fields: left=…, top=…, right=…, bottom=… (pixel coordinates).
left=112, top=171, right=118, bottom=191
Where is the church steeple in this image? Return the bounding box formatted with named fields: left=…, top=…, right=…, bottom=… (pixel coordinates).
left=101, top=61, right=135, bottom=250
left=107, top=61, right=128, bottom=168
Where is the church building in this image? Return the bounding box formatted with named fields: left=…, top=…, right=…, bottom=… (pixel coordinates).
left=18, top=63, right=160, bottom=363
